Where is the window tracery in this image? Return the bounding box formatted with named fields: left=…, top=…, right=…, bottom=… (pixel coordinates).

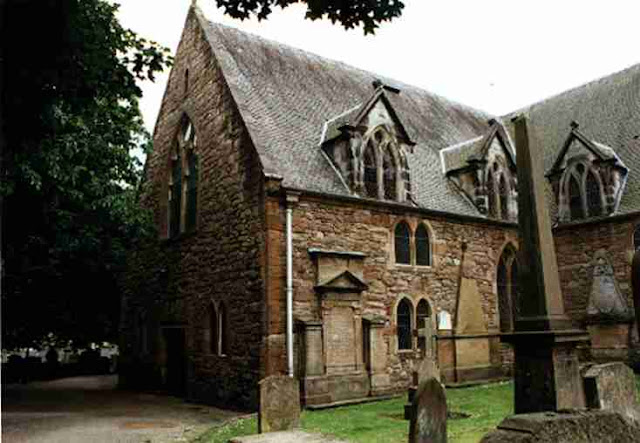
left=167, top=114, right=198, bottom=237
left=560, top=161, right=606, bottom=222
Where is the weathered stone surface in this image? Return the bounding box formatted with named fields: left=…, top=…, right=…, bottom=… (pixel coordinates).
left=582, top=362, right=640, bottom=422
left=230, top=430, right=348, bottom=443
left=259, top=376, right=301, bottom=433
left=409, top=378, right=447, bottom=443
left=587, top=250, right=632, bottom=322
left=455, top=278, right=487, bottom=334
left=481, top=410, right=640, bottom=443
left=505, top=116, right=587, bottom=414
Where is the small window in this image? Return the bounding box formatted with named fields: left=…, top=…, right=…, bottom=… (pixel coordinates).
left=634, top=225, right=640, bottom=250
left=184, top=69, right=189, bottom=95
left=185, top=151, right=198, bottom=232
left=394, top=222, right=411, bottom=264
left=569, top=174, right=583, bottom=220
left=499, top=174, right=509, bottom=220
left=586, top=171, right=602, bottom=217
left=169, top=152, right=182, bottom=238
left=209, top=304, right=219, bottom=354
left=364, top=142, right=377, bottom=198
left=397, top=298, right=413, bottom=350
left=219, top=303, right=228, bottom=355
left=487, top=172, right=497, bottom=218
left=415, top=224, right=431, bottom=266
left=382, top=145, right=396, bottom=200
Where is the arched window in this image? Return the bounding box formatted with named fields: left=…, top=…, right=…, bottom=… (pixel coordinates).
left=397, top=298, right=413, bottom=350
left=586, top=170, right=602, bottom=217
left=499, top=174, right=509, bottom=220
left=415, top=224, right=431, bottom=266
left=569, top=174, right=583, bottom=220
left=634, top=225, right=640, bottom=250
left=168, top=115, right=198, bottom=237
left=185, top=150, right=198, bottom=232
left=364, top=141, right=377, bottom=198
left=416, top=299, right=431, bottom=357
left=382, top=145, right=396, bottom=200
left=219, top=303, right=228, bottom=355
left=169, top=148, right=182, bottom=238
left=487, top=172, right=497, bottom=218
left=394, top=222, right=411, bottom=264
left=497, top=246, right=517, bottom=332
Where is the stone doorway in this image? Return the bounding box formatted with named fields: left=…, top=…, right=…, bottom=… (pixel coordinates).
left=162, top=327, right=186, bottom=396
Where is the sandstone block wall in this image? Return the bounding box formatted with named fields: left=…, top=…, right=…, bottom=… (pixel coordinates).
left=121, top=10, right=265, bottom=409
left=277, top=194, right=518, bottom=391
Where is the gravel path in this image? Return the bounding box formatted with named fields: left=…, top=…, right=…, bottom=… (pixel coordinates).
left=2, top=375, right=242, bottom=443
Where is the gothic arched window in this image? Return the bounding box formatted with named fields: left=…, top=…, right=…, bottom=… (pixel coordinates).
left=415, top=224, right=431, bottom=266
left=169, top=147, right=182, bottom=238
left=364, top=141, right=377, bottom=198
left=569, top=174, right=583, bottom=220
left=382, top=145, right=397, bottom=200
left=497, top=246, right=517, bottom=332
left=394, top=222, right=411, bottom=264
left=586, top=170, right=602, bottom=217
left=168, top=115, right=198, bottom=237
left=499, top=174, right=509, bottom=220
left=487, top=171, right=497, bottom=218
left=397, top=298, right=413, bottom=350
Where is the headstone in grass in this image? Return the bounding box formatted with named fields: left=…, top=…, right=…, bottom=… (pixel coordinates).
left=408, top=377, right=447, bottom=443
left=582, top=362, right=640, bottom=423
left=258, top=375, right=300, bottom=433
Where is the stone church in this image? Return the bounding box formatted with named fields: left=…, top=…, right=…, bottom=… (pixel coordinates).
left=120, top=5, right=640, bottom=409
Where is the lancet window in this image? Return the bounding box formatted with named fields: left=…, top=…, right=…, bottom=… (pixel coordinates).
left=393, top=221, right=432, bottom=266
left=397, top=298, right=413, bottom=350
left=167, top=114, right=199, bottom=237
left=561, top=161, right=604, bottom=221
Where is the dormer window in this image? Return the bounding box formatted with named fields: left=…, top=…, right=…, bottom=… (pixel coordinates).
left=547, top=122, right=628, bottom=223
left=359, top=126, right=403, bottom=201
left=560, top=161, right=604, bottom=221
left=485, top=160, right=514, bottom=221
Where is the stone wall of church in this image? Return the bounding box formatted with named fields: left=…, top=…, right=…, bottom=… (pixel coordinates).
left=120, top=10, right=265, bottom=410
left=284, top=193, right=518, bottom=393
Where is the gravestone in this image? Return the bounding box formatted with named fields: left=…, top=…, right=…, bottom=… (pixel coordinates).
left=258, top=375, right=301, bottom=433
left=408, top=377, right=447, bottom=443
left=587, top=250, right=631, bottom=321
left=583, top=363, right=640, bottom=423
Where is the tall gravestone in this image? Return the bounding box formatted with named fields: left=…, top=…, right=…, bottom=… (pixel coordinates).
left=408, top=378, right=447, bottom=443
left=504, top=115, right=588, bottom=413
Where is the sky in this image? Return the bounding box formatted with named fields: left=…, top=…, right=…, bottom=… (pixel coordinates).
left=116, top=0, right=640, bottom=134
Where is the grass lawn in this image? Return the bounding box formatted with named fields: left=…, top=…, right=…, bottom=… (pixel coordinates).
left=192, top=381, right=513, bottom=443
left=193, top=376, right=640, bottom=443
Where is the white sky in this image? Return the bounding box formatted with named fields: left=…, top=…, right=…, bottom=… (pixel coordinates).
left=116, top=0, right=640, bottom=134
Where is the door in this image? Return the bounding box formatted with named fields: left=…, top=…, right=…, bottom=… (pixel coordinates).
left=163, top=328, right=186, bottom=395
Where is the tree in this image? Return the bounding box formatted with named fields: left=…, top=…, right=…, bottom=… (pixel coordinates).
left=215, top=0, right=405, bottom=34
left=1, top=0, right=172, bottom=349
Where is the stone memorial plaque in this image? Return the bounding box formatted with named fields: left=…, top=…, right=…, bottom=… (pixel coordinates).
left=258, top=375, right=301, bottom=433
left=325, top=306, right=356, bottom=374
left=409, top=377, right=447, bottom=443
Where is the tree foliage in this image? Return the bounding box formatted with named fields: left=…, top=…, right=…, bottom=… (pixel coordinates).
left=215, top=0, right=405, bottom=34
left=1, top=0, right=172, bottom=349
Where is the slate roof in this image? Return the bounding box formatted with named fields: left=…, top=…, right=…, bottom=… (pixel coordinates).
left=194, top=7, right=640, bottom=220
left=195, top=8, right=492, bottom=217
left=502, top=63, right=640, bottom=218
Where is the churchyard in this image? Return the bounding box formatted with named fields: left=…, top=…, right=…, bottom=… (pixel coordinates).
left=192, top=377, right=640, bottom=443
